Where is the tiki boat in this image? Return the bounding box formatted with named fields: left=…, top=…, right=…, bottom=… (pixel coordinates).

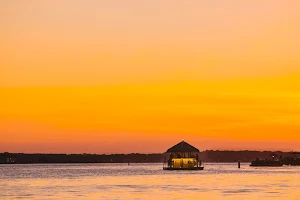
left=163, top=140, right=204, bottom=170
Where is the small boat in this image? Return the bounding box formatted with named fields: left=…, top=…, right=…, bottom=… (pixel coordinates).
left=250, top=154, right=283, bottom=167
left=250, top=160, right=283, bottom=167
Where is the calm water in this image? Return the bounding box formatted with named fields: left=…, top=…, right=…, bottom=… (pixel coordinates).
left=0, top=163, right=299, bottom=199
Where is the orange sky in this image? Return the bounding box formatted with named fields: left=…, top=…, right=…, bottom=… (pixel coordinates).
left=1, top=1, right=300, bottom=153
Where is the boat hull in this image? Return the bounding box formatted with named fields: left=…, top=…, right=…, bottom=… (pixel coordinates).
left=163, top=167, right=204, bottom=170
left=250, top=164, right=283, bottom=167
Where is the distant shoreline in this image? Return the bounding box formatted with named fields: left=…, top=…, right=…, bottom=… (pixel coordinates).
left=0, top=162, right=251, bottom=165
left=1, top=151, right=299, bottom=164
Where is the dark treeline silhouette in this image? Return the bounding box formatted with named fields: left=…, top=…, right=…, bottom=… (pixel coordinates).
left=1, top=151, right=299, bottom=164
left=0, top=152, right=163, bottom=164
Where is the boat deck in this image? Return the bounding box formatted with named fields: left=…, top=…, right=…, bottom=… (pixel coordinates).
left=163, top=167, right=204, bottom=170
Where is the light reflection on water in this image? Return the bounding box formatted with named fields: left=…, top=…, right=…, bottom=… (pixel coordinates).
left=0, top=163, right=299, bottom=199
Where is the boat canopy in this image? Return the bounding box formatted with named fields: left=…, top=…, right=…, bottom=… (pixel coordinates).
left=166, top=141, right=199, bottom=153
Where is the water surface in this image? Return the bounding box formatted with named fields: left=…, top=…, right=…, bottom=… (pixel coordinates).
left=1, top=163, right=299, bottom=199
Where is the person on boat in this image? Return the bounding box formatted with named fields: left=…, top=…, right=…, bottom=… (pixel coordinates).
left=168, top=153, right=174, bottom=167
left=196, top=154, right=200, bottom=167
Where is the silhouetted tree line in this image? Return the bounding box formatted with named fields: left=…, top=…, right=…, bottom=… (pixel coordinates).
left=0, top=151, right=299, bottom=164
left=0, top=152, right=163, bottom=164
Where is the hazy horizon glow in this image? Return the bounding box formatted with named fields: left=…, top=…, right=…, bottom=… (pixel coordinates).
left=1, top=1, right=300, bottom=153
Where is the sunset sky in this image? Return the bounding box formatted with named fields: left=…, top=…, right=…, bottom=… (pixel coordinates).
left=1, top=1, right=300, bottom=153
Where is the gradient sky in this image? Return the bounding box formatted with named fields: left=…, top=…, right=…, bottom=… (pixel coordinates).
left=1, top=0, right=300, bottom=153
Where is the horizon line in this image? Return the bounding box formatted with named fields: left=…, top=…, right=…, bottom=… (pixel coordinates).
left=2, top=150, right=300, bottom=155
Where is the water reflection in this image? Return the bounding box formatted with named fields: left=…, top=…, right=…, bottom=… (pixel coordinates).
left=0, top=163, right=299, bottom=199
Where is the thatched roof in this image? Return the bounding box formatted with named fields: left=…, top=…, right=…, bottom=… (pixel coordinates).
left=166, top=141, right=199, bottom=153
